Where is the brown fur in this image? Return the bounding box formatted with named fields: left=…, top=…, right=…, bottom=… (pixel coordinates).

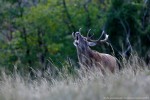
left=73, top=32, right=118, bottom=74
left=78, top=48, right=118, bottom=73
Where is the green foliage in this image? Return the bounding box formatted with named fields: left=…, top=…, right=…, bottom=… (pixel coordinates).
left=105, top=0, right=149, bottom=55
left=0, top=0, right=149, bottom=72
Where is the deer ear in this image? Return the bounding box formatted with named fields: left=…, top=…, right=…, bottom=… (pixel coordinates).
left=88, top=42, right=96, bottom=46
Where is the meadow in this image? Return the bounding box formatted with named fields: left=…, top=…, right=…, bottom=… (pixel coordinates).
left=0, top=55, right=149, bottom=100
left=0, top=1, right=150, bottom=100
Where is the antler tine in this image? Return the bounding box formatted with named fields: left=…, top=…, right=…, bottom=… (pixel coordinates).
left=86, top=29, right=95, bottom=40
left=95, top=30, right=109, bottom=43
left=79, top=28, right=82, bottom=33
left=87, top=30, right=109, bottom=44
left=72, top=32, right=75, bottom=39
left=87, top=29, right=91, bottom=36
left=87, top=29, right=91, bottom=39
left=100, top=34, right=109, bottom=43
left=90, top=33, right=94, bottom=38
left=97, top=30, right=105, bottom=41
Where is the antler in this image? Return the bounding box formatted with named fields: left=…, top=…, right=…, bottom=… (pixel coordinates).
left=87, top=30, right=109, bottom=44
left=79, top=28, right=82, bottom=33
left=72, top=32, right=75, bottom=39
left=87, top=29, right=94, bottom=40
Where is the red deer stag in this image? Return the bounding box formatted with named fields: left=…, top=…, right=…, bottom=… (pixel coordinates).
left=72, top=30, right=118, bottom=74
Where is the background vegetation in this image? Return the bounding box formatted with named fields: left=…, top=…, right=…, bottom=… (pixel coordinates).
left=0, top=0, right=150, bottom=99
left=0, top=0, right=149, bottom=72
left=0, top=55, right=150, bottom=100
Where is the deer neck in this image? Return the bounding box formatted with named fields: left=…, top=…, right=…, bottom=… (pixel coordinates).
left=76, top=47, right=93, bottom=62
left=77, top=46, right=92, bottom=55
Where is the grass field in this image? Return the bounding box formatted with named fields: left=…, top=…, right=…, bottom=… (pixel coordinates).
left=0, top=55, right=150, bottom=100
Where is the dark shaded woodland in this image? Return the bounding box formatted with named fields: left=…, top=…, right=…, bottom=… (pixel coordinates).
left=0, top=0, right=149, bottom=72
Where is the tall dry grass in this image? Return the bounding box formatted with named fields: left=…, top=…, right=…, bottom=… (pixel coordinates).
left=0, top=55, right=150, bottom=100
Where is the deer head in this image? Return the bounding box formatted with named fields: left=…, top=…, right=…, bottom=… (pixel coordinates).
left=72, top=29, right=109, bottom=52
